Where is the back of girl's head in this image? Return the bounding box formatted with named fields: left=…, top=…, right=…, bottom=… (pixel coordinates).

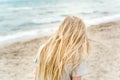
left=36, top=16, right=90, bottom=80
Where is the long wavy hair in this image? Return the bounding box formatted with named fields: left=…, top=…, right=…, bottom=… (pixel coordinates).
left=36, top=16, right=90, bottom=80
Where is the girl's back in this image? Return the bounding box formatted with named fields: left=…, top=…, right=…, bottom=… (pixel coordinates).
left=35, top=43, right=88, bottom=80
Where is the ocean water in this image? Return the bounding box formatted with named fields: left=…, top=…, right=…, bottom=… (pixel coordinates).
left=0, top=0, right=120, bottom=44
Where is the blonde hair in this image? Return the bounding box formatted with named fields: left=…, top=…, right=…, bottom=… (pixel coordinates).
left=36, top=16, right=90, bottom=80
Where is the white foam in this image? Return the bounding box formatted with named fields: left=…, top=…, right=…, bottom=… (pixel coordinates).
left=7, top=7, right=33, bottom=11
left=84, top=14, right=120, bottom=26
left=0, top=14, right=120, bottom=45
left=0, top=26, right=58, bottom=45
left=32, top=17, right=64, bottom=24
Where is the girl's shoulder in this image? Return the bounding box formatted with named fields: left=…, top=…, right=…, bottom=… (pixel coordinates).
left=34, top=43, right=46, bottom=64
left=72, top=60, right=88, bottom=77
left=34, top=38, right=51, bottom=64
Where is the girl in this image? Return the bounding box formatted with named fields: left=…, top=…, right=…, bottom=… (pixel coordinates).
left=35, top=16, right=90, bottom=80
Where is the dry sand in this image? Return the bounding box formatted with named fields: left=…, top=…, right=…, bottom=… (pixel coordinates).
left=0, top=21, right=120, bottom=80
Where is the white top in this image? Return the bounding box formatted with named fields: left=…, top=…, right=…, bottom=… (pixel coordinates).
left=34, top=43, right=88, bottom=80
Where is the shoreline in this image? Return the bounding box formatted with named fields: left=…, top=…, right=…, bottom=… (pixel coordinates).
left=1, top=14, right=120, bottom=46
left=0, top=19, right=120, bottom=48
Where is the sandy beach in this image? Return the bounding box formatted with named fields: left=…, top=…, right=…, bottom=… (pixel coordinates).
left=0, top=20, right=120, bottom=80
